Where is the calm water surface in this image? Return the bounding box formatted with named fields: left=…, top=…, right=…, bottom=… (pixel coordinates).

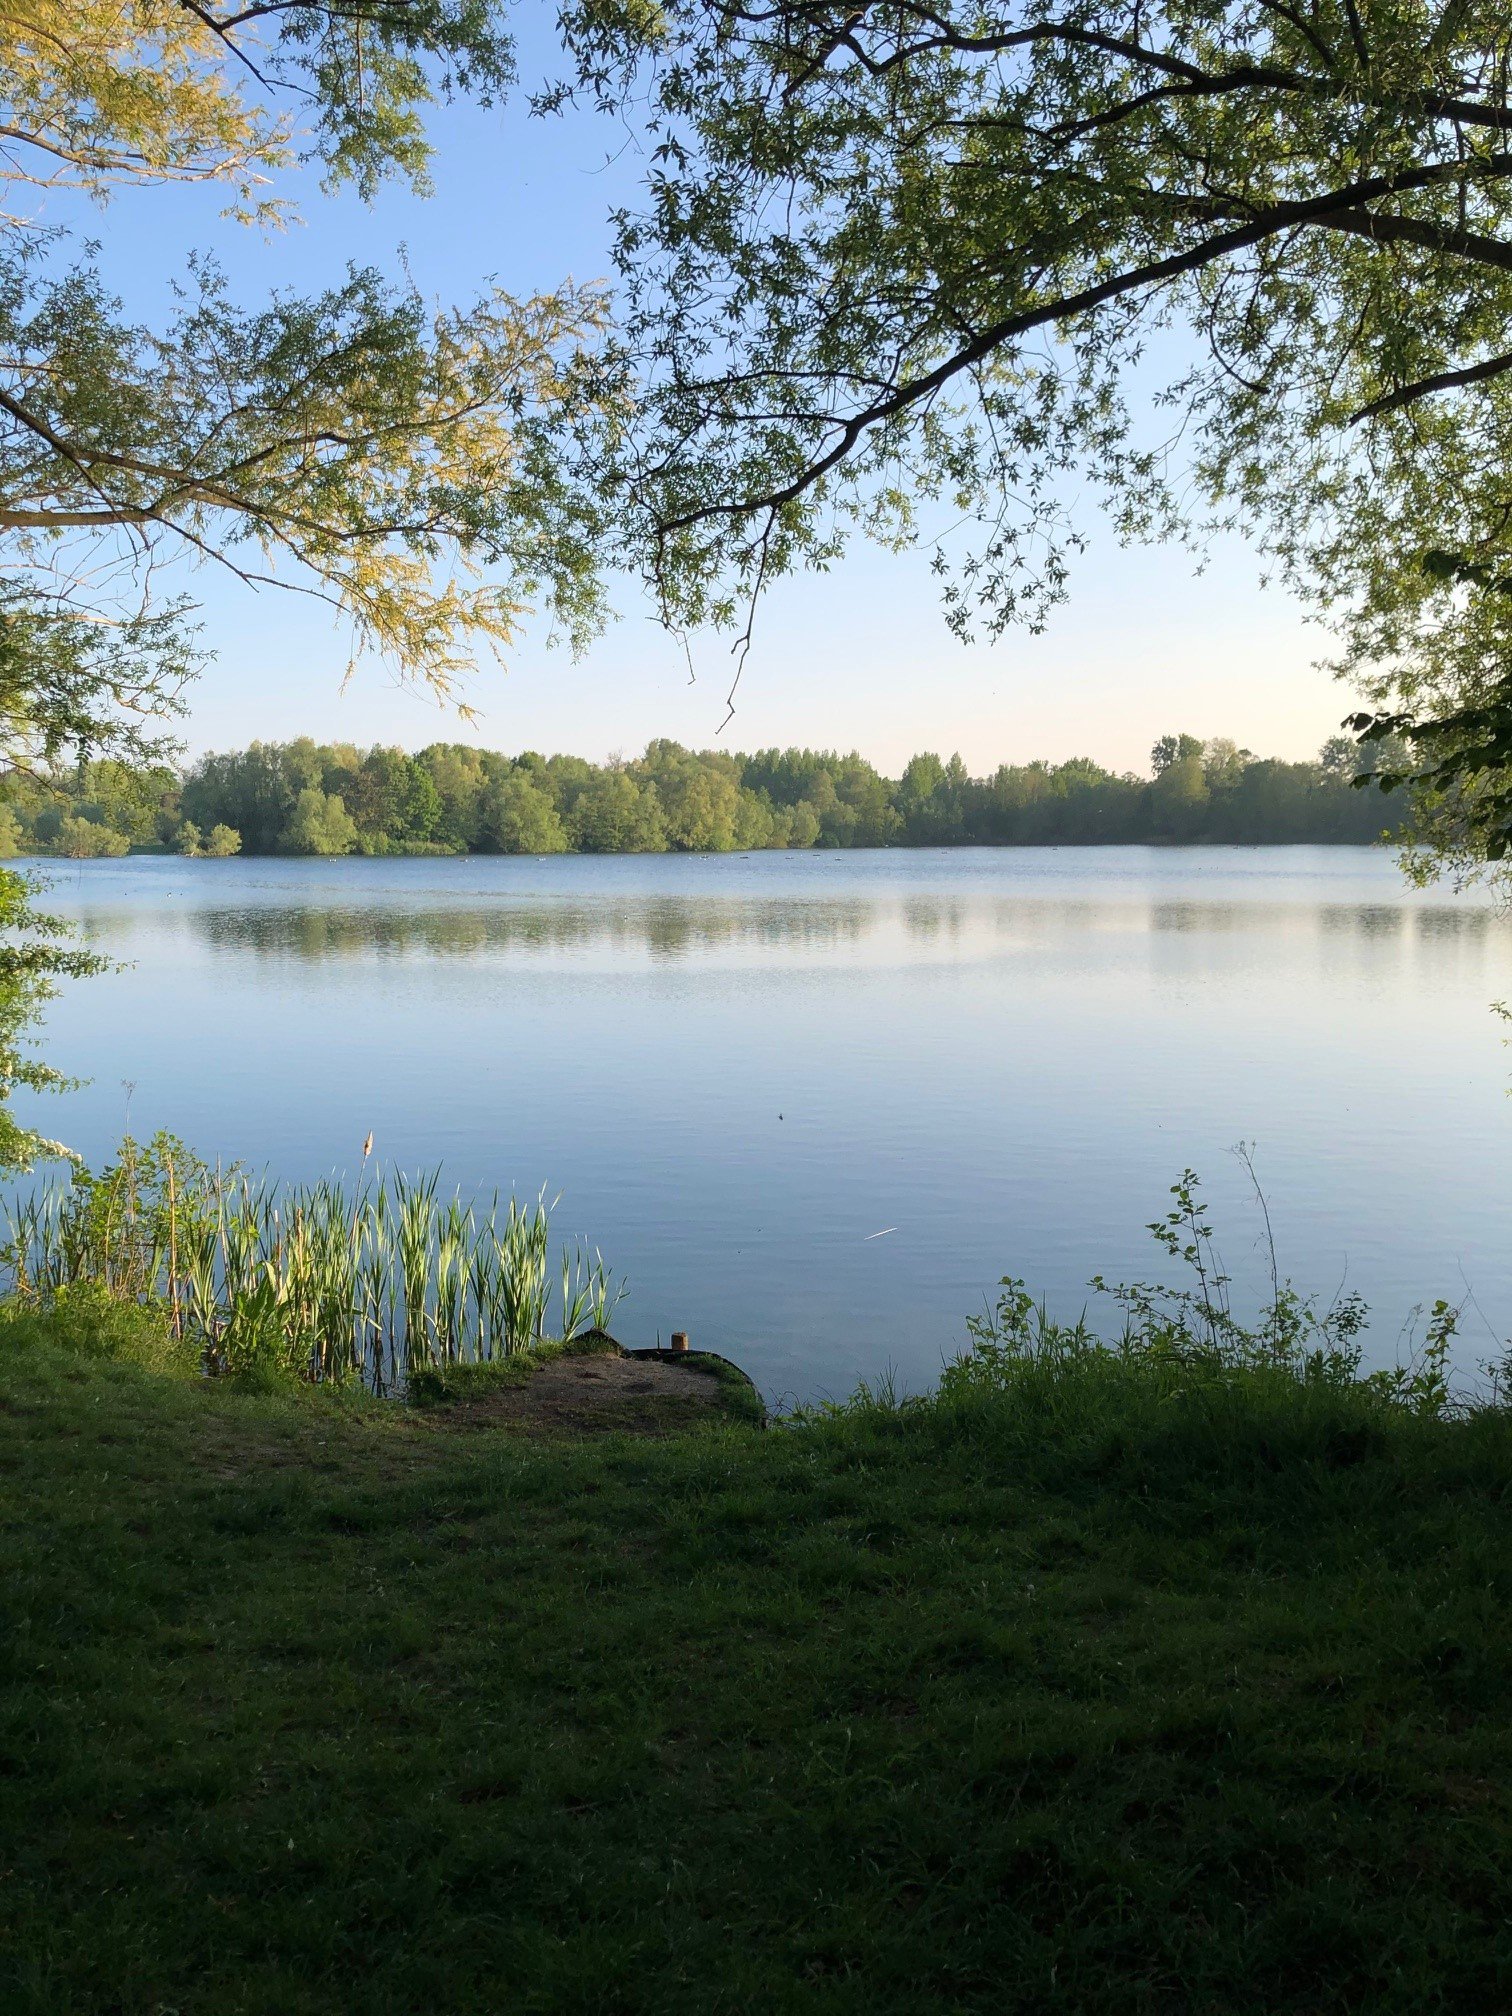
left=16, top=847, right=1512, bottom=1402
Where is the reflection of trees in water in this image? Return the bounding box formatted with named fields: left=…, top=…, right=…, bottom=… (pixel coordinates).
left=902, top=898, right=965, bottom=940
left=192, top=898, right=872, bottom=961
left=1147, top=899, right=1355, bottom=935
left=1318, top=904, right=1405, bottom=938
left=175, top=890, right=1508, bottom=963
left=1149, top=900, right=1499, bottom=942
left=1414, top=906, right=1495, bottom=940
left=1319, top=903, right=1502, bottom=951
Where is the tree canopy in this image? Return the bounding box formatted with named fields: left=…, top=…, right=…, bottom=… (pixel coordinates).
left=0, top=731, right=1393, bottom=857
left=1, top=0, right=619, bottom=768
left=552, top=0, right=1512, bottom=858
left=6, top=3, right=1511, bottom=836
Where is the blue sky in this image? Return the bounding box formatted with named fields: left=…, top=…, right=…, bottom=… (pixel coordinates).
left=62, top=30, right=1343, bottom=777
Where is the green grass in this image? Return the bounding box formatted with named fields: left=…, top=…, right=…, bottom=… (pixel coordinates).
left=4, top=1317, right=1512, bottom=2012
left=653, top=1346, right=770, bottom=1428
left=402, top=1328, right=623, bottom=1405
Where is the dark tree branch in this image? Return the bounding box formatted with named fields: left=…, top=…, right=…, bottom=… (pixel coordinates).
left=657, top=151, right=1512, bottom=534
left=1348, top=347, right=1512, bottom=423
left=1316, top=205, right=1512, bottom=274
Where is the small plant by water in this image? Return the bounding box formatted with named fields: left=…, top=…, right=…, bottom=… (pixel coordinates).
left=1, top=1132, right=625, bottom=1392
left=941, top=1159, right=1464, bottom=1418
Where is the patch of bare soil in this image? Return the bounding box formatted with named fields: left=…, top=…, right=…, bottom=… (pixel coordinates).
left=434, top=1353, right=735, bottom=1437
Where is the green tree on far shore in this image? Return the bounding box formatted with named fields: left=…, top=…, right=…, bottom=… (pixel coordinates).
left=0, top=732, right=1396, bottom=859
left=283, top=791, right=358, bottom=858
left=480, top=773, right=568, bottom=856
left=567, top=770, right=666, bottom=854
left=57, top=818, right=128, bottom=860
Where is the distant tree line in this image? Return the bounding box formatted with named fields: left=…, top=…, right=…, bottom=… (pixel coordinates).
left=0, top=733, right=1397, bottom=859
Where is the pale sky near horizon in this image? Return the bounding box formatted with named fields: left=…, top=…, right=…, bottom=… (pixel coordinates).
left=59, top=24, right=1350, bottom=777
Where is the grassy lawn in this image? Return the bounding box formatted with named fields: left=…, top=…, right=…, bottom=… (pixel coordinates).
left=3, top=1323, right=1512, bottom=2012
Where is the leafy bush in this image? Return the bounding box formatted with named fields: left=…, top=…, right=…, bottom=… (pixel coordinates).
left=56, top=816, right=129, bottom=859
left=0, top=1281, right=195, bottom=1376
left=943, top=1166, right=1459, bottom=1418
left=0, top=867, right=105, bottom=1172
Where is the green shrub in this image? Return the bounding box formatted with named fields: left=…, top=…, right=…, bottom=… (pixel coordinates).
left=56, top=816, right=129, bottom=859
left=940, top=1164, right=1459, bottom=1420
left=0, top=1281, right=195, bottom=1375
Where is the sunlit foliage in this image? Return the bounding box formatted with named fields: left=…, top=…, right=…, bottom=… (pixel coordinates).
left=554, top=0, right=1512, bottom=868
left=0, top=731, right=1391, bottom=855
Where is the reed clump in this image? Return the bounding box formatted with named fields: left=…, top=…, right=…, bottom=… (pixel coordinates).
left=2, top=1132, right=624, bottom=1392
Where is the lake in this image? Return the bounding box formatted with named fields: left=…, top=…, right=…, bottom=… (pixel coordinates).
left=13, top=846, right=1512, bottom=1403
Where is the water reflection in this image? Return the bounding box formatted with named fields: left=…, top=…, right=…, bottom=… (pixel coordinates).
left=183, top=897, right=873, bottom=962
left=903, top=897, right=967, bottom=940
left=140, top=890, right=1508, bottom=965
left=1415, top=906, right=1496, bottom=941
left=1318, top=904, right=1406, bottom=938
